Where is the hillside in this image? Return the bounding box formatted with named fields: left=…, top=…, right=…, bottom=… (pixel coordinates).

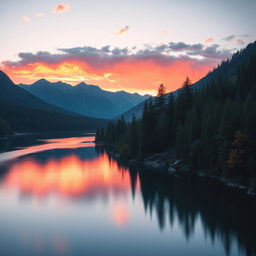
left=120, top=42, right=256, bottom=121
left=114, top=100, right=147, bottom=121
left=0, top=71, right=80, bottom=116
left=0, top=71, right=107, bottom=136
left=97, top=41, right=256, bottom=190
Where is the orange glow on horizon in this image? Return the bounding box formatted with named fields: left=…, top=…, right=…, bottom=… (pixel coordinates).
left=2, top=58, right=214, bottom=95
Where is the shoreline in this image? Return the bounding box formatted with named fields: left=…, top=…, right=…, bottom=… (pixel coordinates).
left=102, top=147, right=256, bottom=197
left=1, top=130, right=96, bottom=140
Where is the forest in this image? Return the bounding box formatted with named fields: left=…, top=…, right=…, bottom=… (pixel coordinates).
left=0, top=98, right=107, bottom=138
left=96, top=42, right=256, bottom=188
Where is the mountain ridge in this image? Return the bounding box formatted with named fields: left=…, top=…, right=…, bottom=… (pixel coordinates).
left=0, top=71, right=82, bottom=116
left=19, top=79, right=150, bottom=119
left=0, top=71, right=107, bottom=134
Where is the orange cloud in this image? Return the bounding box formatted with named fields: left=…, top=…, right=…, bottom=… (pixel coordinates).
left=2, top=58, right=213, bottom=95
left=35, top=13, right=45, bottom=18
left=22, top=16, right=31, bottom=22
left=2, top=43, right=232, bottom=94
left=52, top=4, right=70, bottom=14
left=204, top=37, right=214, bottom=43
left=161, top=29, right=171, bottom=35
left=116, top=25, right=129, bottom=35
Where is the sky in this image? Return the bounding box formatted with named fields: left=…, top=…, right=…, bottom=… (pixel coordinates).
left=0, top=0, right=255, bottom=95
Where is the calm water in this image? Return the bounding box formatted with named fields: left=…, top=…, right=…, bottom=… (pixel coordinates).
left=0, top=133, right=255, bottom=256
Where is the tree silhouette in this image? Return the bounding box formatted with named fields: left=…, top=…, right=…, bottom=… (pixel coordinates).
left=157, top=83, right=166, bottom=97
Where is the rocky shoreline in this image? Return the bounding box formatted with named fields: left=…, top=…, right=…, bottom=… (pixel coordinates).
left=107, top=150, right=256, bottom=197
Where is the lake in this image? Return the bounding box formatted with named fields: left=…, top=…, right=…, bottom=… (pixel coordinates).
left=0, top=133, right=255, bottom=256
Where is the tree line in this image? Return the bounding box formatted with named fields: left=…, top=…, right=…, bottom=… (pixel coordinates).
left=0, top=118, right=10, bottom=138
left=96, top=42, right=256, bottom=187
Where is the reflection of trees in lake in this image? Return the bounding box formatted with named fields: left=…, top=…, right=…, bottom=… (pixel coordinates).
left=0, top=143, right=255, bottom=256
left=134, top=169, right=256, bottom=256
left=102, top=147, right=256, bottom=256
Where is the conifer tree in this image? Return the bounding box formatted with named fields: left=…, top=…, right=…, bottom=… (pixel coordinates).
left=156, top=84, right=167, bottom=111
left=226, top=131, right=249, bottom=178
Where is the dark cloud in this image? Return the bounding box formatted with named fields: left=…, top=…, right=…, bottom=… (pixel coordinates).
left=222, top=34, right=254, bottom=43
left=111, top=47, right=129, bottom=55
left=189, top=43, right=204, bottom=51
left=2, top=41, right=234, bottom=69
left=101, top=45, right=111, bottom=53
left=168, top=42, right=190, bottom=51
left=140, top=42, right=232, bottom=60
left=241, top=34, right=252, bottom=38
left=223, top=35, right=235, bottom=42
left=187, top=44, right=232, bottom=59
left=167, top=42, right=204, bottom=52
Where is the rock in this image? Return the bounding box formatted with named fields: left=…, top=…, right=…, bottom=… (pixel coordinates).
left=219, top=177, right=228, bottom=183
left=168, top=167, right=177, bottom=173
left=129, top=159, right=140, bottom=165
left=170, top=159, right=181, bottom=168
left=142, top=153, right=167, bottom=169
left=247, top=188, right=256, bottom=196
left=143, top=160, right=163, bottom=169
left=178, top=164, right=190, bottom=172
left=198, top=170, right=207, bottom=177
left=227, top=182, right=238, bottom=187
left=238, top=185, right=248, bottom=190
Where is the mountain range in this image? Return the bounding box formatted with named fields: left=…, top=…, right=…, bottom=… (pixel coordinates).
left=19, top=80, right=150, bottom=119
left=0, top=71, right=107, bottom=134
left=1, top=42, right=255, bottom=135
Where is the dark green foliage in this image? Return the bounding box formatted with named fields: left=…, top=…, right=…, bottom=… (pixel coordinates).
left=0, top=99, right=107, bottom=133
left=96, top=42, right=256, bottom=185
left=0, top=118, right=10, bottom=138
left=226, top=131, right=249, bottom=179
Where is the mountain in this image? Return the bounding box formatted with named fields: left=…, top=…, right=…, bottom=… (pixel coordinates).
left=120, top=41, right=256, bottom=121
left=0, top=71, right=107, bottom=135
left=19, top=80, right=150, bottom=119
left=114, top=100, right=148, bottom=121
left=0, top=71, right=80, bottom=116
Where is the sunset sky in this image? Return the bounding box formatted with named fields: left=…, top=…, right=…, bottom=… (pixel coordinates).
left=0, top=0, right=255, bottom=95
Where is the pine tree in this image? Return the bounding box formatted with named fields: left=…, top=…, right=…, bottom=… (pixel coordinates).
left=157, top=83, right=166, bottom=97
left=156, top=84, right=166, bottom=111
left=175, top=77, right=193, bottom=124
left=167, top=93, right=175, bottom=146
left=129, top=115, right=139, bottom=157
left=226, top=130, right=249, bottom=179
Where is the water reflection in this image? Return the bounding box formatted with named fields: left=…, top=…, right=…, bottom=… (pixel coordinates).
left=0, top=136, right=95, bottom=163
left=136, top=168, right=256, bottom=256
left=0, top=135, right=255, bottom=256
left=3, top=153, right=132, bottom=197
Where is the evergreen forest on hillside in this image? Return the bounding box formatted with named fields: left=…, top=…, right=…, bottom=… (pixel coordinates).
left=96, top=42, right=256, bottom=187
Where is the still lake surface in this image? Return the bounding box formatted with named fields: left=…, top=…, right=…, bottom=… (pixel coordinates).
left=0, top=133, right=255, bottom=256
